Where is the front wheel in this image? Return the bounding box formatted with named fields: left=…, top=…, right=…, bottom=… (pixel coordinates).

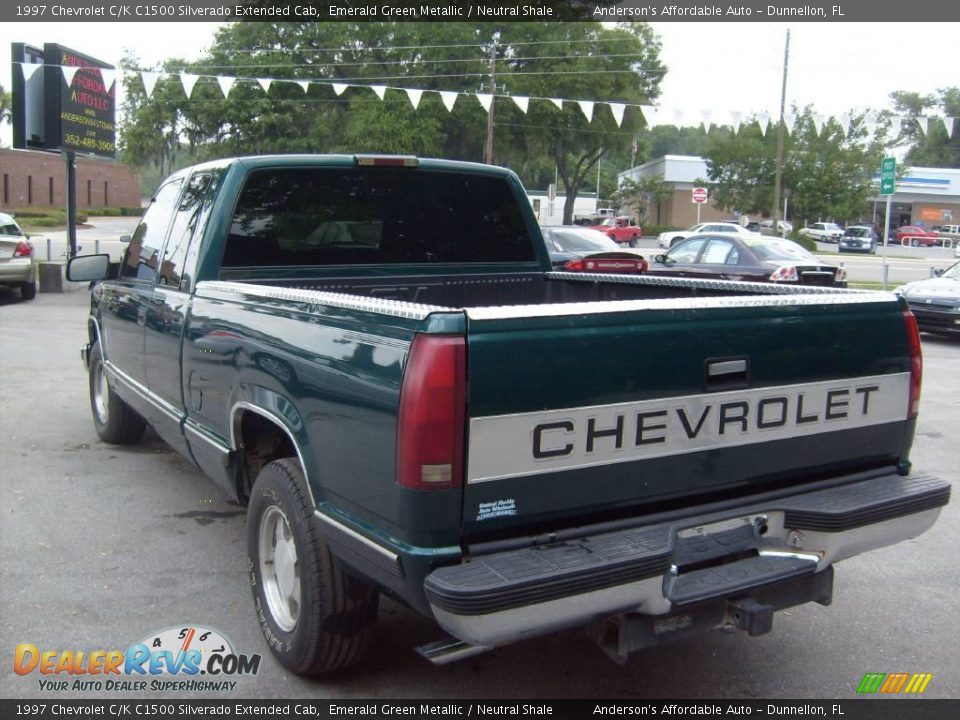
left=88, top=342, right=147, bottom=444
left=629, top=235, right=638, bottom=248
left=20, top=282, right=37, bottom=300
left=248, top=459, right=378, bottom=675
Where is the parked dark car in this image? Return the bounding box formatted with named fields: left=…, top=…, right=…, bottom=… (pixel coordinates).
left=895, top=261, right=960, bottom=336
left=838, top=225, right=878, bottom=254
left=647, top=234, right=848, bottom=287
left=541, top=226, right=647, bottom=273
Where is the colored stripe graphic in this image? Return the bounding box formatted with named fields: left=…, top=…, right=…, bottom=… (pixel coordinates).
left=857, top=672, right=932, bottom=694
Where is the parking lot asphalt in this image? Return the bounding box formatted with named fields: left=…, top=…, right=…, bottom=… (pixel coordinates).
left=1, top=289, right=958, bottom=701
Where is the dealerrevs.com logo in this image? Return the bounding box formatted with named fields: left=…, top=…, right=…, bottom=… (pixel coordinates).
left=14, top=625, right=261, bottom=692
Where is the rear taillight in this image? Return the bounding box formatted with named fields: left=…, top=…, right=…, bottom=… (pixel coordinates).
left=13, top=241, right=33, bottom=258
left=563, top=258, right=585, bottom=272
left=396, top=334, right=466, bottom=491
left=903, top=310, right=922, bottom=419
left=769, top=266, right=798, bottom=283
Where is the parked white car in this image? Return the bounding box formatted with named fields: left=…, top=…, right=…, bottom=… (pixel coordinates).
left=658, top=222, right=759, bottom=249
left=759, top=219, right=793, bottom=234
left=799, top=222, right=844, bottom=243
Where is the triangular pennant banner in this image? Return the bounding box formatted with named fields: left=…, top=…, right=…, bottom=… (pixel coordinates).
left=948, top=117, right=959, bottom=137
left=915, top=116, right=929, bottom=135
left=61, top=66, right=80, bottom=87
left=639, top=105, right=656, bottom=126
left=578, top=100, right=595, bottom=123
left=439, top=91, right=458, bottom=112
left=729, top=110, right=742, bottom=134
left=888, top=116, right=903, bottom=139
left=812, top=114, right=826, bottom=137
left=217, top=76, right=236, bottom=98
left=608, top=103, right=626, bottom=128
left=332, top=83, right=348, bottom=96
left=405, top=88, right=423, bottom=109
left=180, top=72, right=200, bottom=98
left=257, top=78, right=272, bottom=93
left=838, top=113, right=852, bottom=136
left=297, top=80, right=310, bottom=93
left=549, top=98, right=563, bottom=110
left=141, top=71, right=160, bottom=98
left=783, top=111, right=797, bottom=134
left=21, top=63, right=42, bottom=82
left=99, top=69, right=116, bottom=92
left=477, top=93, right=493, bottom=113
left=671, top=108, right=685, bottom=127
left=701, top=109, right=713, bottom=133
left=512, top=96, right=529, bottom=114
left=757, top=112, right=771, bottom=136
left=371, top=85, right=387, bottom=100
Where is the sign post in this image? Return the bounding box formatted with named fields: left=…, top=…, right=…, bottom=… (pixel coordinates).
left=692, top=187, right=708, bottom=224
left=880, top=157, right=896, bottom=290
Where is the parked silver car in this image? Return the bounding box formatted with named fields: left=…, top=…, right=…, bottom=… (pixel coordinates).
left=0, top=212, right=38, bottom=300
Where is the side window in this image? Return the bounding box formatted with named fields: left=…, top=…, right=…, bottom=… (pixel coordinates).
left=667, top=237, right=707, bottom=264
left=121, top=179, right=183, bottom=282
left=701, top=238, right=737, bottom=264
left=157, top=173, right=212, bottom=289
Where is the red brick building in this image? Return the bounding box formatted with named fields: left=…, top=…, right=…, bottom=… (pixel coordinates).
left=0, top=148, right=141, bottom=211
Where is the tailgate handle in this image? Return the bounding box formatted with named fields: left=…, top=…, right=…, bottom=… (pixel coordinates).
left=706, top=358, right=749, bottom=389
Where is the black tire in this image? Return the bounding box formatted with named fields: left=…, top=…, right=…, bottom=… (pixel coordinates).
left=20, top=282, right=37, bottom=300
left=911, top=239, right=920, bottom=247
left=629, top=235, right=638, bottom=248
left=670, top=236, right=683, bottom=248
left=88, top=342, right=147, bottom=444
left=248, top=458, right=378, bottom=675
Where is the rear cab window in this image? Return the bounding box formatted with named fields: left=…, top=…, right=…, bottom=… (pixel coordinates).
left=221, top=167, right=537, bottom=270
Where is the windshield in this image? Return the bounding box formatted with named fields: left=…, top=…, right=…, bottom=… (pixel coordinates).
left=825, top=223, right=842, bottom=231
left=942, top=262, right=960, bottom=280
left=0, top=223, right=23, bottom=236
left=846, top=228, right=871, bottom=238
left=545, top=228, right=619, bottom=253
left=749, top=239, right=820, bottom=263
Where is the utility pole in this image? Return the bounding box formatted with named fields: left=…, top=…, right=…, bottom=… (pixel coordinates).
left=484, top=39, right=497, bottom=165
left=772, top=29, right=790, bottom=230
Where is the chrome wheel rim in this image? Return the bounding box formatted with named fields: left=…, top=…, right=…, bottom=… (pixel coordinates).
left=93, top=363, right=109, bottom=424
left=259, top=505, right=300, bottom=631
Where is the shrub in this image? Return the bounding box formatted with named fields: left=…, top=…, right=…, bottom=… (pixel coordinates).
left=642, top=225, right=685, bottom=237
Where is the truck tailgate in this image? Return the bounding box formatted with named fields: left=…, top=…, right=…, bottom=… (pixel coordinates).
left=462, top=294, right=914, bottom=537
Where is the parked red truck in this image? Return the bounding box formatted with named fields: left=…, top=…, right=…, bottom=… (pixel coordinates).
left=589, top=216, right=641, bottom=247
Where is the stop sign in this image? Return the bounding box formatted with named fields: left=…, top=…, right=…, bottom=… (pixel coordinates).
left=692, top=187, right=708, bottom=204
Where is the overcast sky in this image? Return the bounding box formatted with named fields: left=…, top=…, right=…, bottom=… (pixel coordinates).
left=2, top=21, right=957, bottom=147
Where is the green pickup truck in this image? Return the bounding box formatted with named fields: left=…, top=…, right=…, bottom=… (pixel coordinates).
left=68, top=155, right=949, bottom=676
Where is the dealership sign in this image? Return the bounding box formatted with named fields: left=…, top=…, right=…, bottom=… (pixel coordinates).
left=11, top=42, right=116, bottom=158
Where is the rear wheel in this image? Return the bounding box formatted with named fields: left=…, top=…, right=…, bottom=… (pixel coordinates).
left=629, top=235, right=638, bottom=248
left=911, top=239, right=920, bottom=247
left=19, top=282, right=37, bottom=300
left=248, top=458, right=378, bottom=675
left=88, top=342, right=147, bottom=444
left=670, top=236, right=684, bottom=248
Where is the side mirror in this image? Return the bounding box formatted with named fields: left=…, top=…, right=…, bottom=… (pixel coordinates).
left=67, top=254, right=110, bottom=282
left=119, top=234, right=132, bottom=243
left=654, top=254, right=669, bottom=264
left=934, top=268, right=944, bottom=277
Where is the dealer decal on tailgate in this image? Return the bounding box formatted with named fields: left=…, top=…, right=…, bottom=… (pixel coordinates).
left=467, top=373, right=910, bottom=483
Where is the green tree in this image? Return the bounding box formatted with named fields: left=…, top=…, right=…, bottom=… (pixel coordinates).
left=890, top=88, right=960, bottom=168
left=117, top=21, right=665, bottom=216
left=0, top=84, right=11, bottom=144
left=703, top=106, right=886, bottom=225
left=610, top=176, right=671, bottom=225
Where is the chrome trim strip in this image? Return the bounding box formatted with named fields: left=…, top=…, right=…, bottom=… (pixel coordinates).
left=467, top=278, right=898, bottom=320
left=229, top=401, right=317, bottom=508
left=183, top=422, right=232, bottom=466
left=104, top=360, right=181, bottom=424
left=548, top=270, right=862, bottom=295
left=314, top=510, right=400, bottom=566
left=198, top=281, right=449, bottom=321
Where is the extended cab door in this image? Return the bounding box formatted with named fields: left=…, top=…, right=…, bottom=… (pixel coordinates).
left=142, top=172, right=215, bottom=456
left=99, top=178, right=183, bottom=388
